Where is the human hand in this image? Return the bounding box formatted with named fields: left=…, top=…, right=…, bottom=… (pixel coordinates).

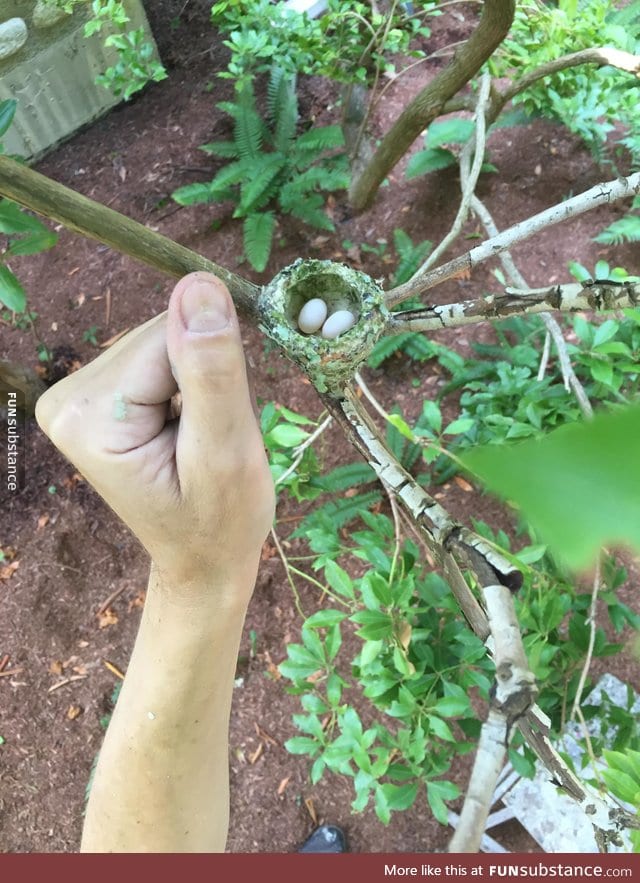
left=36, top=273, right=275, bottom=603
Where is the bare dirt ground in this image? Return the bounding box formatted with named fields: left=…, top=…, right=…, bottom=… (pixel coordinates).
left=1, top=0, right=638, bottom=854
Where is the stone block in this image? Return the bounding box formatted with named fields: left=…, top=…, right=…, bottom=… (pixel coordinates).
left=0, top=1, right=161, bottom=161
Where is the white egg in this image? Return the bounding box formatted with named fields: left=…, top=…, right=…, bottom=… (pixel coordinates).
left=297, top=298, right=328, bottom=334
left=321, top=310, right=357, bottom=340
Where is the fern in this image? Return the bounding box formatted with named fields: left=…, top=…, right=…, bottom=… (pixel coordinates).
left=595, top=199, right=640, bottom=245
left=171, top=65, right=348, bottom=271
left=367, top=334, right=412, bottom=369
left=291, top=195, right=335, bottom=231
left=292, top=490, right=383, bottom=539
left=403, top=335, right=437, bottom=362
left=172, top=181, right=219, bottom=206
left=200, top=140, right=240, bottom=158
left=228, top=84, right=264, bottom=160
left=392, top=228, right=433, bottom=286
left=310, top=462, right=377, bottom=493
left=244, top=212, right=275, bottom=272
left=594, top=216, right=640, bottom=246
left=268, top=67, right=298, bottom=154
left=386, top=408, right=422, bottom=472
left=236, top=154, right=286, bottom=215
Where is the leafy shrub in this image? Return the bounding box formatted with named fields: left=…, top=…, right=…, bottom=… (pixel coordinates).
left=490, top=0, right=640, bottom=161
left=0, top=100, right=58, bottom=312
left=172, top=69, right=349, bottom=271
left=211, top=0, right=437, bottom=89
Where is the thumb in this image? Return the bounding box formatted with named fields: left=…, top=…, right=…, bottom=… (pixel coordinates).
left=166, top=273, right=258, bottom=488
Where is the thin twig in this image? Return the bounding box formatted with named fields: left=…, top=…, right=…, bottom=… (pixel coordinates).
left=536, top=330, right=551, bottom=382
left=47, top=675, right=88, bottom=693
left=570, top=558, right=602, bottom=721
left=275, top=415, right=333, bottom=487
left=270, top=527, right=306, bottom=621
left=386, top=171, right=640, bottom=305
left=412, top=72, right=492, bottom=278
left=96, top=583, right=129, bottom=616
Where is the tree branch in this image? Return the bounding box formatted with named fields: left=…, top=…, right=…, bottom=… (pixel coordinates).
left=0, top=156, right=260, bottom=318
left=348, top=0, right=515, bottom=212
left=386, top=171, right=640, bottom=306
left=411, top=72, right=492, bottom=279
left=386, top=279, right=640, bottom=332
left=441, top=47, right=640, bottom=123
left=449, top=582, right=537, bottom=852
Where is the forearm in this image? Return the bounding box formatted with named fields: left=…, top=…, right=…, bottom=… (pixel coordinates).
left=81, top=562, right=256, bottom=853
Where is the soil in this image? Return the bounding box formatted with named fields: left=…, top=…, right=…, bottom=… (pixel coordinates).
left=1, top=0, right=639, bottom=856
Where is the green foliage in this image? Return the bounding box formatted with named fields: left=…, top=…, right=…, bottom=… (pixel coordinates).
left=406, top=119, right=475, bottom=180
left=0, top=101, right=58, bottom=312
left=462, top=403, right=640, bottom=570
left=490, top=0, right=640, bottom=162
left=84, top=1, right=167, bottom=100
left=601, top=748, right=640, bottom=850
left=82, top=325, right=100, bottom=346
left=277, top=494, right=635, bottom=824
left=367, top=230, right=436, bottom=369
left=173, top=71, right=348, bottom=271
left=211, top=0, right=438, bottom=90
left=595, top=197, right=640, bottom=246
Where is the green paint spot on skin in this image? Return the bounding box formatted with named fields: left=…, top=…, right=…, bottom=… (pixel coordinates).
left=113, top=392, right=127, bottom=422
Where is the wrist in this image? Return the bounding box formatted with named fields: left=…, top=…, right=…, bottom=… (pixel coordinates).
left=147, top=553, right=260, bottom=617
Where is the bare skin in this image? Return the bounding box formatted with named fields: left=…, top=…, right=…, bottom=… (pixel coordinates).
left=35, top=273, right=275, bottom=852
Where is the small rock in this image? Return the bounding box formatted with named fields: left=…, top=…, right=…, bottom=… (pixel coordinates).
left=33, top=1, right=70, bottom=29
left=0, top=18, right=28, bottom=61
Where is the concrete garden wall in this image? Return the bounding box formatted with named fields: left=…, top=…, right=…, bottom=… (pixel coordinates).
left=0, top=1, right=160, bottom=161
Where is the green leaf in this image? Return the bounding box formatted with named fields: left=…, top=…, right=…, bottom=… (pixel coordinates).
left=237, top=154, right=286, bottom=214
left=172, top=182, right=219, bottom=206
left=427, top=118, right=475, bottom=147
left=200, top=140, right=240, bottom=158
left=427, top=715, right=454, bottom=741
left=351, top=610, right=393, bottom=641
left=324, top=560, right=355, bottom=599
left=294, top=124, right=344, bottom=154
left=374, top=785, right=391, bottom=824
left=304, top=610, right=348, bottom=629
left=0, top=99, right=17, bottom=138
left=406, top=147, right=456, bottom=179
left=311, top=462, right=376, bottom=493
left=426, top=779, right=460, bottom=825
left=434, top=695, right=469, bottom=717
left=243, top=212, right=275, bottom=272
left=0, top=200, right=48, bottom=234
left=0, top=265, right=26, bottom=312
left=461, top=403, right=640, bottom=570
left=7, top=228, right=58, bottom=256
left=266, top=422, right=308, bottom=447
left=292, top=491, right=383, bottom=537
left=284, top=736, right=321, bottom=756
left=381, top=781, right=418, bottom=811
left=387, top=413, right=415, bottom=442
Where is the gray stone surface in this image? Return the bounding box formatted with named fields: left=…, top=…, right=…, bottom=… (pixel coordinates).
left=501, top=674, right=637, bottom=853
left=0, top=17, right=27, bottom=60
left=33, top=0, right=71, bottom=29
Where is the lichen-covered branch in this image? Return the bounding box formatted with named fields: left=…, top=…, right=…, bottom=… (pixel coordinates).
left=386, top=279, right=640, bottom=333
left=386, top=172, right=640, bottom=306
left=449, top=582, right=537, bottom=852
